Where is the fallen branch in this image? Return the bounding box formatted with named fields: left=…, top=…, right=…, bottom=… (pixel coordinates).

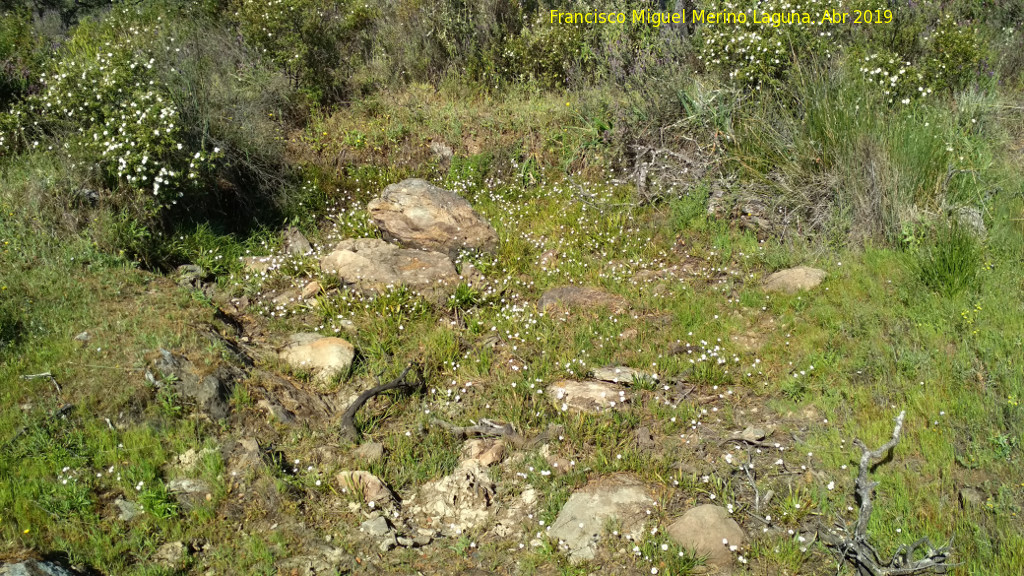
left=21, top=372, right=62, bottom=397
left=430, top=418, right=562, bottom=450
left=339, top=364, right=423, bottom=441
left=821, top=411, right=956, bottom=575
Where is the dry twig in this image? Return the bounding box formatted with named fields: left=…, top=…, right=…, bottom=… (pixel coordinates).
left=821, top=411, right=956, bottom=576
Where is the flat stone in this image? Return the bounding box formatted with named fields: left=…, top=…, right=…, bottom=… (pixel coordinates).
left=461, top=439, right=505, bottom=467
left=667, top=504, right=745, bottom=572
left=549, top=475, right=656, bottom=563
left=300, top=280, right=322, bottom=300
left=367, top=178, right=498, bottom=257
left=548, top=379, right=631, bottom=413
left=336, top=471, right=397, bottom=508
left=378, top=534, right=398, bottom=552
left=360, top=516, right=391, bottom=537
left=115, top=498, right=144, bottom=521
left=278, top=333, right=355, bottom=383
left=397, top=536, right=415, bottom=548
left=763, top=266, right=826, bottom=294
left=153, top=541, right=188, bottom=567
left=353, top=442, right=385, bottom=464
left=592, top=366, right=651, bottom=384
left=320, top=238, right=460, bottom=303
left=539, top=286, right=628, bottom=314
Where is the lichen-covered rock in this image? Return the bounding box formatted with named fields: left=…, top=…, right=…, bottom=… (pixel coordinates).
left=320, top=238, right=459, bottom=303
left=278, top=333, right=355, bottom=383
left=549, top=475, right=656, bottom=563
left=367, top=178, right=498, bottom=257
left=548, top=379, right=631, bottom=413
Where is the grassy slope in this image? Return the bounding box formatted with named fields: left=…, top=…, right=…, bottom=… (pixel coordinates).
left=3, top=59, right=1024, bottom=576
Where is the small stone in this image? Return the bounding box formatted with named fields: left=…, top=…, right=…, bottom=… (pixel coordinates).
left=764, top=266, right=826, bottom=294
left=739, top=426, right=767, bottom=442
left=592, top=366, right=650, bottom=384
left=360, top=516, right=391, bottom=537
left=397, top=536, right=415, bottom=547
left=300, top=280, right=321, bottom=300
left=378, top=534, right=398, bottom=552
left=279, top=333, right=355, bottom=383
left=168, top=478, right=211, bottom=495
left=959, top=487, right=984, bottom=509
left=153, top=541, right=188, bottom=567
left=353, top=442, right=385, bottom=464
left=461, top=439, right=505, bottom=467
left=667, top=504, right=746, bottom=571
left=283, top=227, right=312, bottom=256
left=114, top=498, right=143, bottom=522
left=74, top=331, right=90, bottom=343
left=547, top=380, right=630, bottom=414
left=413, top=534, right=432, bottom=547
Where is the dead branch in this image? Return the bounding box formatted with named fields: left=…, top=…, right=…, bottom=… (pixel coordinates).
left=821, top=411, right=956, bottom=576
left=21, top=372, right=62, bottom=397
left=339, top=365, right=424, bottom=441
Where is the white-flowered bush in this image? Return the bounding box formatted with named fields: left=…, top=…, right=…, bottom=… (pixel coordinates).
left=1, top=7, right=219, bottom=214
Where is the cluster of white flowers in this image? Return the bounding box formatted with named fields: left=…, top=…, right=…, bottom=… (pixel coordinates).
left=696, top=0, right=839, bottom=89
left=2, top=9, right=219, bottom=211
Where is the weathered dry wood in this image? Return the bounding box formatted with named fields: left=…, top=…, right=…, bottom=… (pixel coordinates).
left=821, top=411, right=956, bottom=576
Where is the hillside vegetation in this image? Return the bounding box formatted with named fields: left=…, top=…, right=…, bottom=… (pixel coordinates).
left=1, top=1, right=1023, bottom=575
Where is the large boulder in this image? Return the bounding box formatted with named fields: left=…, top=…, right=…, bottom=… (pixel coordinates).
left=320, top=238, right=460, bottom=303
left=367, top=179, right=498, bottom=257
left=667, top=504, right=745, bottom=572
left=278, top=333, right=355, bottom=383
left=763, top=266, right=826, bottom=294
left=549, top=475, right=656, bottom=563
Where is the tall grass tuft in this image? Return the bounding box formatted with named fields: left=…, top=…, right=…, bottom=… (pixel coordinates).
left=914, top=221, right=982, bottom=296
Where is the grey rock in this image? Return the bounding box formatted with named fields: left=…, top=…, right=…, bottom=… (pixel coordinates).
left=549, top=475, right=656, bottom=563
left=283, top=226, right=313, bottom=256
left=667, top=504, right=745, bottom=572
left=367, top=178, right=498, bottom=257
left=592, top=366, right=651, bottom=384
left=353, top=441, right=385, bottom=464
left=153, top=541, right=188, bottom=567
left=115, top=498, right=144, bottom=521
left=959, top=487, right=984, bottom=509
left=150, top=349, right=235, bottom=419
left=764, top=266, right=826, bottom=294
left=73, top=331, right=90, bottom=343
left=360, top=516, right=391, bottom=537
left=404, top=461, right=495, bottom=536
left=0, top=559, right=83, bottom=576
left=275, top=545, right=349, bottom=576
left=320, top=238, right=460, bottom=304
left=539, top=286, right=628, bottom=314
left=413, top=533, right=433, bottom=547
left=168, top=478, right=211, bottom=495
left=397, top=536, right=415, bottom=547
left=548, top=379, right=631, bottom=413
left=378, top=533, right=398, bottom=552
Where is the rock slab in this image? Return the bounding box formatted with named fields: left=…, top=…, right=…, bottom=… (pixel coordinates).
left=667, top=504, right=745, bottom=571
left=278, top=333, right=355, bottom=382
left=549, top=475, right=656, bottom=563
left=320, top=238, right=459, bottom=303
left=763, top=266, right=826, bottom=294
left=548, top=379, right=630, bottom=413
left=367, top=178, right=498, bottom=257
left=539, top=286, right=628, bottom=314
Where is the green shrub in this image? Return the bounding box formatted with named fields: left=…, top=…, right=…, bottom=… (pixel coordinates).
left=0, top=8, right=43, bottom=108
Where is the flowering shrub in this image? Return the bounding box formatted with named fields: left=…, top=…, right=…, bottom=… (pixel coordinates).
left=695, top=0, right=844, bottom=90
left=0, top=7, right=220, bottom=215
